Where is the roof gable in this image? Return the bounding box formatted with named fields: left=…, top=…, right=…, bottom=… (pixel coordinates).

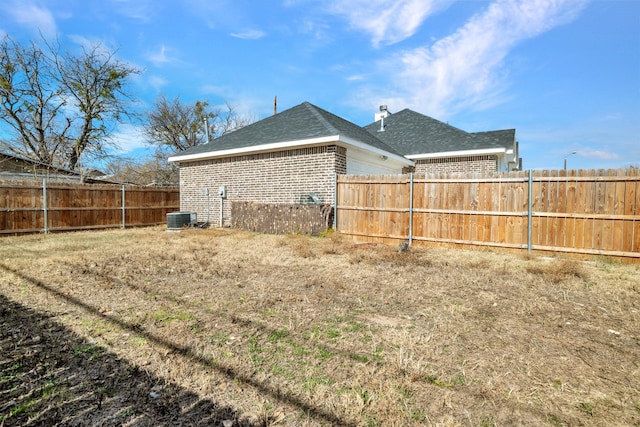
left=173, top=101, right=402, bottom=159
left=364, top=109, right=515, bottom=156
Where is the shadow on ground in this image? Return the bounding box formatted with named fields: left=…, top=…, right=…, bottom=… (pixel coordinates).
left=0, top=293, right=257, bottom=427
left=0, top=263, right=353, bottom=427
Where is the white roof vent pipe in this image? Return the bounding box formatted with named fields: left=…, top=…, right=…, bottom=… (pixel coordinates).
left=375, top=105, right=390, bottom=132
left=204, top=117, right=210, bottom=144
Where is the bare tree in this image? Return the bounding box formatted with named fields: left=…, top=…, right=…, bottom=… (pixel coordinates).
left=144, top=96, right=253, bottom=156
left=0, top=35, right=140, bottom=170
left=103, top=155, right=178, bottom=186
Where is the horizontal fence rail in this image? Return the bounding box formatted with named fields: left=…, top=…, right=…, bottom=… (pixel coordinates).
left=0, top=180, right=180, bottom=235
left=336, top=169, right=640, bottom=260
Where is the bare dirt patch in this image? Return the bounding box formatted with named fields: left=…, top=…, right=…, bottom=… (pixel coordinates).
left=1, top=227, right=639, bottom=426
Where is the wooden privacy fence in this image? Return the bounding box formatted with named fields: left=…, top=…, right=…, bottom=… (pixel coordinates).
left=0, top=180, right=180, bottom=235
left=335, top=169, right=640, bottom=260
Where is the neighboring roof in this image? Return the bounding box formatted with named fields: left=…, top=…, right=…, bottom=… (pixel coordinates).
left=363, top=109, right=515, bottom=157
left=0, top=151, right=76, bottom=175
left=170, top=102, right=406, bottom=161
left=0, top=151, right=112, bottom=184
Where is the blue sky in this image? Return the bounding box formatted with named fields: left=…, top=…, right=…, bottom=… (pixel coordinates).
left=1, top=0, right=638, bottom=170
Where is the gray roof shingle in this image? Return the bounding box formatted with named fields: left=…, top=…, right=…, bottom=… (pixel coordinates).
left=173, top=101, right=403, bottom=158
left=171, top=102, right=515, bottom=162
left=363, top=109, right=515, bottom=156
left=470, top=129, right=516, bottom=150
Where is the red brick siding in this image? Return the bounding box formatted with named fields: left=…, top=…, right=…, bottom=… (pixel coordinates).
left=414, top=155, right=498, bottom=174
left=178, top=145, right=346, bottom=226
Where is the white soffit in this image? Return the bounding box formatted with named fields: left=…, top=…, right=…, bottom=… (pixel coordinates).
left=339, top=136, right=413, bottom=166
left=168, top=135, right=413, bottom=166
left=168, top=136, right=340, bottom=162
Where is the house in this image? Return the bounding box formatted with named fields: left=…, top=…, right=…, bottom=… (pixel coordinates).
left=364, top=107, right=520, bottom=174
left=168, top=101, right=520, bottom=227
left=0, top=151, right=113, bottom=184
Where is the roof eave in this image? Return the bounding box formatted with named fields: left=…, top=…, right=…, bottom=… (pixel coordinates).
left=338, top=136, right=414, bottom=166
left=168, top=135, right=414, bottom=166
left=168, top=136, right=341, bottom=163
left=406, top=147, right=507, bottom=160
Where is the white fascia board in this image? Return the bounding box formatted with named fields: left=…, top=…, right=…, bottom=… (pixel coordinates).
left=168, top=134, right=414, bottom=166
left=338, top=136, right=414, bottom=166
left=168, top=135, right=340, bottom=163
left=406, top=147, right=506, bottom=160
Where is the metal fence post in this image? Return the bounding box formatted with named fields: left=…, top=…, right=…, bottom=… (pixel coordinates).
left=121, top=185, right=126, bottom=229
left=333, top=173, right=338, bottom=230
left=42, top=179, right=48, bottom=234
left=408, top=172, right=414, bottom=246
left=527, top=169, right=533, bottom=253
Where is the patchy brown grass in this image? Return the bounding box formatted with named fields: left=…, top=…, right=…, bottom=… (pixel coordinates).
left=525, top=258, right=589, bottom=283
left=1, top=227, right=639, bottom=426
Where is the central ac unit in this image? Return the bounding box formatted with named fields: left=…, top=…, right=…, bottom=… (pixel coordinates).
left=167, top=211, right=197, bottom=230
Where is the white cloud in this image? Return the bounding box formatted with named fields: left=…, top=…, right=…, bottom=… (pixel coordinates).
left=230, top=29, right=266, bottom=40
left=147, top=75, right=169, bottom=91
left=67, top=35, right=116, bottom=57
left=327, top=0, right=451, bottom=47
left=201, top=84, right=270, bottom=119
left=576, top=149, right=620, bottom=160
left=357, top=0, right=588, bottom=118
left=2, top=1, right=57, bottom=37
left=109, top=0, right=154, bottom=22
left=146, top=44, right=182, bottom=67
left=346, top=74, right=366, bottom=82
left=109, top=123, right=147, bottom=154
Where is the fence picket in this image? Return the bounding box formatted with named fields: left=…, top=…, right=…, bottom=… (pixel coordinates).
left=634, top=168, right=640, bottom=252
left=568, top=170, right=577, bottom=249
left=336, top=169, right=639, bottom=260
left=0, top=181, right=179, bottom=234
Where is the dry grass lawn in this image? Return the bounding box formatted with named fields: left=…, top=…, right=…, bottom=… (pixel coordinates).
left=0, top=227, right=639, bottom=426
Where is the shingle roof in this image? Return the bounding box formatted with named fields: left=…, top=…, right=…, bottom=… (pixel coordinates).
left=363, top=109, right=515, bottom=156
left=470, top=129, right=517, bottom=150
left=173, top=101, right=403, bottom=158
left=171, top=102, right=515, bottom=163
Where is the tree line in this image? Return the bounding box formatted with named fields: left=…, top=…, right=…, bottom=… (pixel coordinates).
left=0, top=35, right=252, bottom=185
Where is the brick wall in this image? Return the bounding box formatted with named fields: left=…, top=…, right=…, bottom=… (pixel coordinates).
left=414, top=155, right=497, bottom=175
left=178, top=145, right=346, bottom=226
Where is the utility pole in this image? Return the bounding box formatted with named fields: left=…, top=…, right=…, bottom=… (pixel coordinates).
left=564, top=151, right=576, bottom=170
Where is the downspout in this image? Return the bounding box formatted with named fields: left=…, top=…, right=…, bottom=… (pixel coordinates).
left=219, top=197, right=223, bottom=228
